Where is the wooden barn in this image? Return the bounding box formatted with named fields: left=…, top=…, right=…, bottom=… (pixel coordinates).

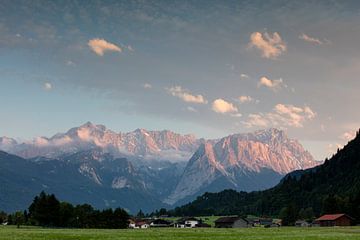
left=315, top=214, right=354, bottom=227
left=214, top=216, right=251, bottom=228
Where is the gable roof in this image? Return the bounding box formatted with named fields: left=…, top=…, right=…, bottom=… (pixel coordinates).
left=215, top=216, right=246, bottom=223
left=316, top=214, right=354, bottom=221
left=176, top=217, right=200, bottom=224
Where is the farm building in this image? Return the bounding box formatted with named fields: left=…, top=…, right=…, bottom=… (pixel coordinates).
left=295, top=220, right=311, bottom=227
left=150, top=219, right=172, bottom=227
left=214, top=216, right=251, bottom=228
left=175, top=217, right=200, bottom=228
left=315, top=214, right=354, bottom=227
left=128, top=219, right=150, bottom=229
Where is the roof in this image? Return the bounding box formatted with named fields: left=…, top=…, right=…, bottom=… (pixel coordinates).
left=316, top=214, right=354, bottom=221
left=215, top=216, right=244, bottom=223
left=151, top=219, right=172, bottom=225
left=177, top=217, right=200, bottom=223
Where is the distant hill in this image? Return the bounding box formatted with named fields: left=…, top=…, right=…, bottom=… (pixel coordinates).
left=170, top=130, right=360, bottom=221
left=0, top=150, right=167, bottom=213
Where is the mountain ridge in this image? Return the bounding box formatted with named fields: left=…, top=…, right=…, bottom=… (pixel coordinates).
left=167, top=129, right=360, bottom=219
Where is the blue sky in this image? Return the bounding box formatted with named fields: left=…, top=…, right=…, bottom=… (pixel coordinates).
left=1, top=0, right=360, bottom=160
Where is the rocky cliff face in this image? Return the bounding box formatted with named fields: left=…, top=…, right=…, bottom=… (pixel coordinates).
left=164, top=128, right=318, bottom=205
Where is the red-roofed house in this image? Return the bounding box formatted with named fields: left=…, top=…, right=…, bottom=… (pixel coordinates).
left=315, top=214, right=354, bottom=227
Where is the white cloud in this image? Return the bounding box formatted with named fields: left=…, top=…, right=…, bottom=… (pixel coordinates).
left=238, top=95, right=253, bottom=103
left=240, top=74, right=249, bottom=79
left=249, top=31, right=287, bottom=59
left=258, top=76, right=284, bottom=91
left=299, top=33, right=323, bottom=45
left=243, top=104, right=316, bottom=128
left=43, top=82, right=52, bottom=91
left=166, top=86, right=207, bottom=104
left=143, top=83, right=152, bottom=89
left=212, top=98, right=238, bottom=114
left=88, top=38, right=122, bottom=56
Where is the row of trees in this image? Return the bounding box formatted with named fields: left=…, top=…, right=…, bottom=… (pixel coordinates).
left=0, top=192, right=129, bottom=228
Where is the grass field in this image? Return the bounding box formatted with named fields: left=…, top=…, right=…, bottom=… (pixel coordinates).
left=1, top=226, right=360, bottom=240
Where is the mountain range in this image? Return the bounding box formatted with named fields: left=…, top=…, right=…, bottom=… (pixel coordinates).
left=0, top=122, right=318, bottom=213
left=170, top=129, right=360, bottom=220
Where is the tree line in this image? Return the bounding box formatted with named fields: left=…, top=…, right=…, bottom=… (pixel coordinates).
left=0, top=191, right=129, bottom=228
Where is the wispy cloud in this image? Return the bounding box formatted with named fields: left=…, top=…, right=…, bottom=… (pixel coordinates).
left=143, top=83, right=152, bottom=89
left=88, top=38, right=122, bottom=56
left=258, top=76, right=284, bottom=91
left=66, top=60, right=75, bottom=66
left=212, top=98, right=238, bottom=114
left=187, top=106, right=197, bottom=112
left=166, top=86, right=207, bottom=104
left=243, top=104, right=316, bottom=128
left=43, top=82, right=52, bottom=91
left=240, top=74, right=249, bottom=79
left=249, top=31, right=287, bottom=59
left=340, top=130, right=356, bottom=141
left=299, top=33, right=323, bottom=45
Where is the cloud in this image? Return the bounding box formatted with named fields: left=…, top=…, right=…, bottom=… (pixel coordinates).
left=240, top=74, right=249, bottom=79
left=66, top=60, right=75, bottom=66
left=143, top=83, right=152, bottom=89
left=88, top=38, right=122, bottom=56
left=340, top=131, right=356, bottom=141
left=187, top=106, right=197, bottom=112
left=249, top=31, right=287, bottom=59
left=43, top=82, right=52, bottom=91
left=244, top=114, right=269, bottom=128
left=299, top=33, right=323, bottom=45
left=243, top=104, right=316, bottom=128
left=238, top=95, right=253, bottom=103
left=166, top=86, right=207, bottom=104
left=258, top=76, right=284, bottom=91
left=212, top=98, right=238, bottom=114
left=327, top=143, right=343, bottom=155
left=127, top=45, right=134, bottom=51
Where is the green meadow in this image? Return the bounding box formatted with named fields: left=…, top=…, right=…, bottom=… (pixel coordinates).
left=1, top=226, right=360, bottom=240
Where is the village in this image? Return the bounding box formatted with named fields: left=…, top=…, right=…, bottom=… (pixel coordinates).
left=128, top=213, right=355, bottom=229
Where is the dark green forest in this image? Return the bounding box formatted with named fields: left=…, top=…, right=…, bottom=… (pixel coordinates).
left=167, top=130, right=360, bottom=224
left=1, top=192, right=129, bottom=228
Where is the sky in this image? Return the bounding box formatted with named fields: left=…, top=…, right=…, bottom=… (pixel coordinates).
left=1, top=0, right=360, bottom=160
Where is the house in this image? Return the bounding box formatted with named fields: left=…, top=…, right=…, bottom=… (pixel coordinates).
left=215, top=216, right=251, bottom=228
left=175, top=217, right=200, bottom=228
left=315, top=214, right=354, bottom=227
left=295, top=220, right=311, bottom=227
left=135, top=221, right=150, bottom=229
left=150, top=219, right=172, bottom=227
left=129, top=219, right=150, bottom=229
left=253, top=218, right=273, bottom=227
left=128, top=219, right=136, bottom=228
